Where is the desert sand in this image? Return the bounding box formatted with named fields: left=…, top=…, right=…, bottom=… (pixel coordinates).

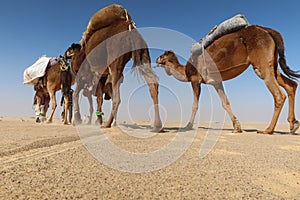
left=0, top=116, right=299, bottom=199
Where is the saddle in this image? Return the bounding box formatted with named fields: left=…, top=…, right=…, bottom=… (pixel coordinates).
left=191, top=14, right=249, bottom=55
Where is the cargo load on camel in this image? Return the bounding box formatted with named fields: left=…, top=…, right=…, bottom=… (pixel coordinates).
left=23, top=56, right=60, bottom=85
left=191, top=14, right=249, bottom=55
left=80, top=4, right=133, bottom=46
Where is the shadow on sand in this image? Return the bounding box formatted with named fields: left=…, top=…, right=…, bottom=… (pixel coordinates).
left=197, top=126, right=299, bottom=135
left=113, top=123, right=299, bottom=135
left=119, top=123, right=194, bottom=133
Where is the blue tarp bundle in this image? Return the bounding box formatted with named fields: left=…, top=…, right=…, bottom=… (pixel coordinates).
left=191, top=14, right=249, bottom=55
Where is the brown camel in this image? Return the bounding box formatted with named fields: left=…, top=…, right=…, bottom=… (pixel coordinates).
left=66, top=5, right=162, bottom=131
left=64, top=43, right=112, bottom=125
left=156, top=25, right=300, bottom=134
left=34, top=58, right=73, bottom=124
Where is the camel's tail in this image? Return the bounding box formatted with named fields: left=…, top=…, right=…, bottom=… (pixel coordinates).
left=130, top=30, right=158, bottom=83
left=258, top=26, right=300, bottom=80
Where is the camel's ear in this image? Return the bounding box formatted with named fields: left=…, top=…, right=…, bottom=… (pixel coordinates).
left=71, top=43, right=77, bottom=48
left=166, top=50, right=174, bottom=54
left=71, top=43, right=81, bottom=49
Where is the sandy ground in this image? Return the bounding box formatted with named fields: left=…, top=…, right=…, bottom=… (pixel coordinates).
left=0, top=117, right=300, bottom=199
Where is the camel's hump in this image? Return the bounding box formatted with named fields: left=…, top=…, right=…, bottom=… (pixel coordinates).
left=80, top=4, right=130, bottom=45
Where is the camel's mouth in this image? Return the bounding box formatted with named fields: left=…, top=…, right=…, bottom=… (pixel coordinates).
left=155, top=57, right=164, bottom=65
left=155, top=64, right=163, bottom=68
left=154, top=62, right=171, bottom=75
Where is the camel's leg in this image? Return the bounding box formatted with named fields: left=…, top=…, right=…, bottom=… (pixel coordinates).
left=96, top=92, right=104, bottom=125
left=184, top=82, right=201, bottom=130
left=277, top=73, right=299, bottom=133
left=40, top=95, right=50, bottom=122
left=63, top=95, right=69, bottom=125
left=46, top=91, right=57, bottom=123
left=35, top=95, right=42, bottom=123
left=102, top=73, right=123, bottom=128
left=257, top=71, right=286, bottom=134
left=213, top=83, right=242, bottom=133
left=87, top=92, right=93, bottom=125
left=68, top=104, right=73, bottom=124
left=143, top=75, right=163, bottom=132
left=43, top=95, right=50, bottom=117
left=107, top=84, right=115, bottom=126
left=73, top=82, right=83, bottom=125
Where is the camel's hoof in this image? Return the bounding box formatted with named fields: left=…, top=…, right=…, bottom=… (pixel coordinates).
left=151, top=126, right=164, bottom=133
left=73, top=119, right=82, bottom=125
left=183, top=122, right=193, bottom=131
left=290, top=121, right=300, bottom=134
left=95, top=118, right=103, bottom=125
left=101, top=125, right=111, bottom=129
left=95, top=120, right=102, bottom=125
left=233, top=129, right=243, bottom=133
left=36, top=117, right=41, bottom=123
left=150, top=122, right=163, bottom=132
left=152, top=121, right=163, bottom=132
left=257, top=130, right=273, bottom=135
left=46, top=120, right=52, bottom=124
left=233, top=120, right=242, bottom=133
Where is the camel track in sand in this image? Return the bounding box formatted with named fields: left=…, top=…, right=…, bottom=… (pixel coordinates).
left=0, top=140, right=82, bottom=171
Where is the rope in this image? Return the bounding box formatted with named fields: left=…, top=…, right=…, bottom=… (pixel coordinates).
left=124, top=8, right=136, bottom=31
left=201, top=43, right=207, bottom=68
left=59, top=58, right=69, bottom=71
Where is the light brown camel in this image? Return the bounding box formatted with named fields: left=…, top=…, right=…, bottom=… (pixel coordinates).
left=66, top=6, right=162, bottom=131
left=156, top=25, right=300, bottom=134
left=34, top=58, right=73, bottom=124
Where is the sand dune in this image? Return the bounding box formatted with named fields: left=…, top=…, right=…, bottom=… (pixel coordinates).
left=0, top=117, right=299, bottom=199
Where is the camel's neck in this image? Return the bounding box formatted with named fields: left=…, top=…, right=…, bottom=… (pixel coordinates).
left=164, top=60, right=188, bottom=82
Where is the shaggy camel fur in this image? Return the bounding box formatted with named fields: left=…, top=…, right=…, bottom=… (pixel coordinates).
left=156, top=25, right=300, bottom=134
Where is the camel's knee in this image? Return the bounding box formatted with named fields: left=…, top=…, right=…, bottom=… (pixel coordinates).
left=112, top=98, right=121, bottom=108
left=221, top=100, right=231, bottom=110
left=274, top=93, right=286, bottom=109
left=192, top=104, right=198, bottom=112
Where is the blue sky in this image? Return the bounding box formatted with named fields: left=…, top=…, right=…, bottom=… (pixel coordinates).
left=0, top=0, right=300, bottom=124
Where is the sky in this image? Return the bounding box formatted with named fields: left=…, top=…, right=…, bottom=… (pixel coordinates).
left=0, top=0, right=300, bottom=125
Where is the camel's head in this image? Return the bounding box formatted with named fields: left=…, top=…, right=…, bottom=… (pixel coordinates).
left=156, top=50, right=178, bottom=75
left=156, top=50, right=177, bottom=65
left=64, top=43, right=82, bottom=60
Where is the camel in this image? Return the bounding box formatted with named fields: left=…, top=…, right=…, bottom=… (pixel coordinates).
left=64, top=43, right=112, bottom=125
left=156, top=25, right=300, bottom=134
left=65, top=5, right=162, bottom=131
left=64, top=43, right=93, bottom=124
left=34, top=58, right=73, bottom=124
